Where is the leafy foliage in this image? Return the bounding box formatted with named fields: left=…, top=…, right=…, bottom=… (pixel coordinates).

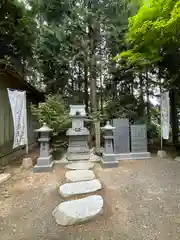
left=2, top=0, right=174, bottom=144
left=31, top=94, right=70, bottom=134
left=0, top=0, right=37, bottom=72
left=115, top=0, right=180, bottom=144
left=118, top=0, right=180, bottom=66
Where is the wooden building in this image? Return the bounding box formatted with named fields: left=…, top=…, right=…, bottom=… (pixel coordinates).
left=0, top=63, right=44, bottom=165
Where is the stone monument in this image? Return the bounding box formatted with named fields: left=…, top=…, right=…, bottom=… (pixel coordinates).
left=157, top=150, right=167, bottom=158
left=112, top=119, right=151, bottom=161
left=113, top=118, right=131, bottom=160
left=101, top=121, right=118, bottom=168
left=113, top=118, right=132, bottom=160
left=113, top=118, right=130, bottom=154
left=66, top=105, right=90, bottom=161
left=130, top=124, right=151, bottom=159
left=33, top=123, right=54, bottom=172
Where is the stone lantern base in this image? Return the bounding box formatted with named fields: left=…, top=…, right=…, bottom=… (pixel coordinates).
left=66, top=131, right=90, bottom=161
left=115, top=152, right=151, bottom=161
left=33, top=156, right=54, bottom=173
left=101, top=153, right=119, bottom=168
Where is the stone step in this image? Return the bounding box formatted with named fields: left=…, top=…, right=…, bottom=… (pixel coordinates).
left=53, top=195, right=103, bottom=226
left=67, top=147, right=90, bottom=153
left=101, top=160, right=119, bottom=168
left=53, top=144, right=64, bottom=148
left=66, top=162, right=94, bottom=170
left=59, top=179, right=102, bottom=198
left=65, top=170, right=95, bottom=182
left=66, top=153, right=90, bottom=161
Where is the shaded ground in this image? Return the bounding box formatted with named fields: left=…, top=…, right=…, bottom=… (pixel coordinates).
left=0, top=156, right=180, bottom=240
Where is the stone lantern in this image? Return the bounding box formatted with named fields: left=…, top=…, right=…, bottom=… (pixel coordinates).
left=101, top=121, right=118, bottom=168
left=66, top=105, right=90, bottom=161
left=33, top=123, right=54, bottom=172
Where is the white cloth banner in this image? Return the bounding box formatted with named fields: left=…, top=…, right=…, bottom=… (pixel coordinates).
left=7, top=89, right=27, bottom=149
left=161, top=91, right=170, bottom=140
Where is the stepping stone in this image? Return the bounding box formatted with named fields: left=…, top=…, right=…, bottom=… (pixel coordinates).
left=66, top=162, right=94, bottom=170
left=22, top=157, right=33, bottom=169
left=175, top=156, right=180, bottom=162
left=157, top=150, right=166, bottom=158
left=0, top=173, right=11, bottom=184
left=53, top=195, right=103, bottom=226
left=65, top=170, right=95, bottom=182
left=59, top=179, right=102, bottom=198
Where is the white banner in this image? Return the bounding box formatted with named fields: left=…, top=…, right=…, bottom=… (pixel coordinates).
left=7, top=89, right=27, bottom=149
left=161, top=91, right=170, bottom=140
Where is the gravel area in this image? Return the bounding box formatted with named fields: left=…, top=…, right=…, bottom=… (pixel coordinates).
left=0, top=156, right=180, bottom=239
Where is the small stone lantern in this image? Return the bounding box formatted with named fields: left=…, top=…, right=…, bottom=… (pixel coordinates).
left=101, top=121, right=118, bottom=168
left=33, top=123, right=54, bottom=173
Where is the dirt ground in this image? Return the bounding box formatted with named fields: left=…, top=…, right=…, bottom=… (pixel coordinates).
left=0, top=155, right=180, bottom=240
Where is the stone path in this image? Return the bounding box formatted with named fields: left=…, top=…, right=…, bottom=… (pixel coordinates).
left=53, top=161, right=104, bottom=226
left=66, top=162, right=94, bottom=170
left=59, top=179, right=102, bottom=198
left=2, top=156, right=180, bottom=239
left=65, top=170, right=95, bottom=182
left=53, top=195, right=103, bottom=226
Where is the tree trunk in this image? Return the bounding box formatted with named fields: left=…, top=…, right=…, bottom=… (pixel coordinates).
left=170, top=89, right=179, bottom=146
left=89, top=34, right=97, bottom=148
left=78, top=63, right=81, bottom=103
left=146, top=72, right=150, bottom=140
left=88, top=20, right=97, bottom=148
left=89, top=44, right=97, bottom=112
left=84, top=63, right=89, bottom=114
left=100, top=73, right=103, bottom=112
left=138, top=72, right=145, bottom=118
left=99, top=42, right=103, bottom=113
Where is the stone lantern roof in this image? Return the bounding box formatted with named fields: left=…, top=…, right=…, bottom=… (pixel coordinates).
left=69, top=105, right=86, bottom=117
left=35, top=123, right=53, bottom=132
left=101, top=121, right=115, bottom=130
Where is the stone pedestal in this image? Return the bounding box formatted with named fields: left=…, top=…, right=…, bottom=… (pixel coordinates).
left=66, top=105, right=90, bottom=161
left=115, top=152, right=151, bottom=161
left=157, top=150, right=167, bottom=158
left=115, top=153, right=132, bottom=161
left=33, top=123, right=54, bottom=173
left=102, top=153, right=118, bottom=168
left=101, top=121, right=118, bottom=168
left=130, top=152, right=151, bottom=160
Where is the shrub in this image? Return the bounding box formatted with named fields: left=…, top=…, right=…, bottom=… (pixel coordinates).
left=31, top=94, right=70, bottom=135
